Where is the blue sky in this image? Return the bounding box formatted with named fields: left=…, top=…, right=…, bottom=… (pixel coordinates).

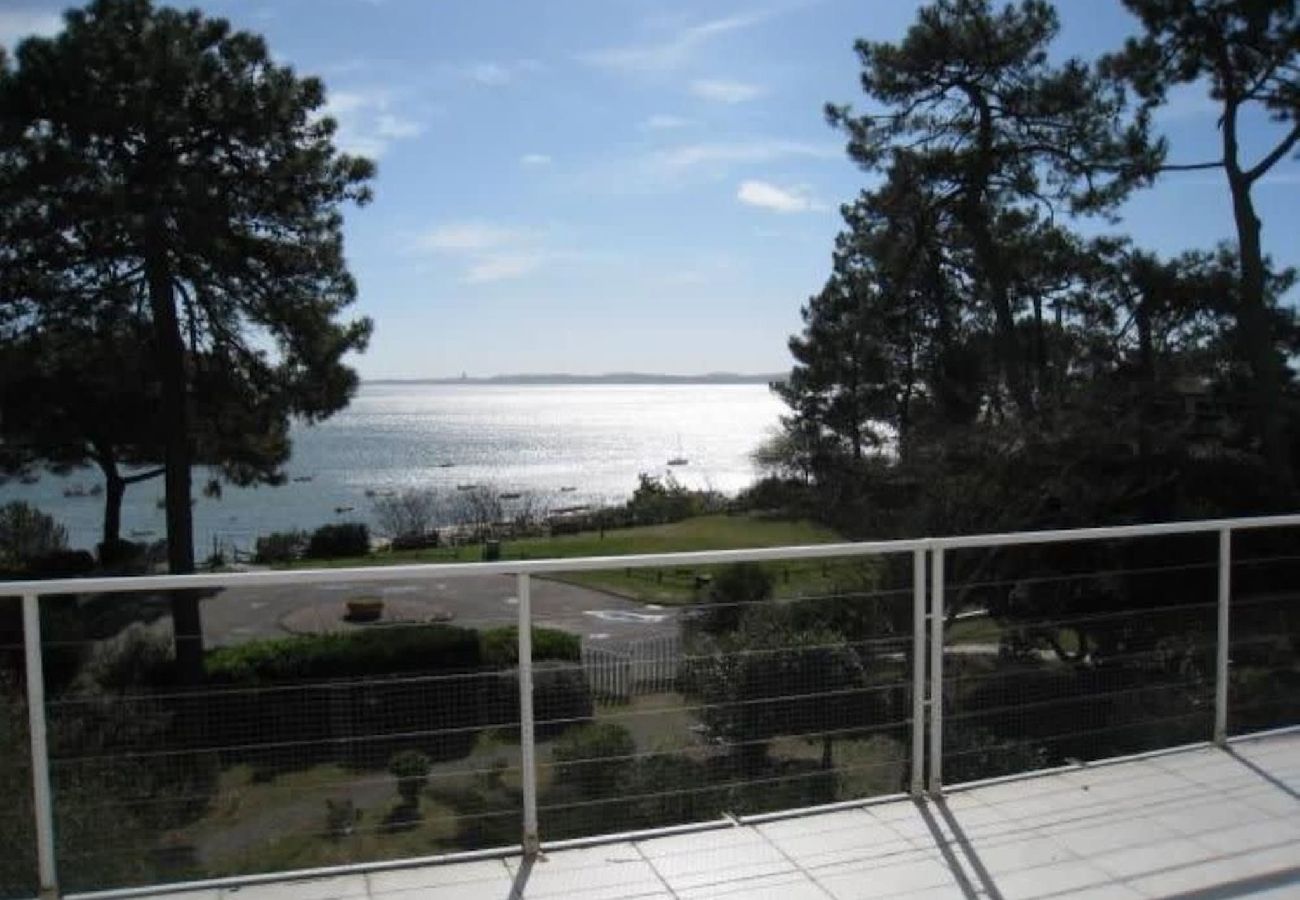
left=2, top=1, right=1298, bottom=379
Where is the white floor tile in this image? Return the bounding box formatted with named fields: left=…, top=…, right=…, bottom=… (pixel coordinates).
left=677, top=870, right=828, bottom=900
left=989, top=860, right=1119, bottom=900
left=818, top=854, right=963, bottom=900
left=1043, top=816, right=1179, bottom=857
left=1089, top=836, right=1217, bottom=880
left=223, top=875, right=368, bottom=900
left=366, top=859, right=510, bottom=894
left=958, top=834, right=1075, bottom=875
left=503, top=844, right=665, bottom=899
left=637, top=829, right=794, bottom=892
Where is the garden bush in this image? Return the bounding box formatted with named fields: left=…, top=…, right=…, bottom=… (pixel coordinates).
left=0, top=501, right=67, bottom=572
left=252, top=530, right=307, bottom=564
left=552, top=722, right=636, bottom=797
left=306, top=523, right=370, bottom=559
left=388, top=749, right=432, bottom=805
left=207, top=624, right=481, bottom=683
left=478, top=625, right=581, bottom=667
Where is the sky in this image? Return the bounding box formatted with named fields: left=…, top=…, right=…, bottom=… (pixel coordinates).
left=2, top=1, right=1298, bottom=379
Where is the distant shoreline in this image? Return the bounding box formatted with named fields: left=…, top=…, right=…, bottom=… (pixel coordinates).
left=364, top=372, right=786, bottom=386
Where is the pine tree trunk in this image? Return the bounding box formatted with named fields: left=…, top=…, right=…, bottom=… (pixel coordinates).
left=1228, top=174, right=1290, bottom=494
left=103, top=470, right=125, bottom=547
left=1222, top=102, right=1291, bottom=496
left=145, top=219, right=204, bottom=684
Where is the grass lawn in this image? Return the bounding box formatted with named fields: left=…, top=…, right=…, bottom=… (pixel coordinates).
left=285, top=513, right=860, bottom=604
left=289, top=513, right=841, bottom=568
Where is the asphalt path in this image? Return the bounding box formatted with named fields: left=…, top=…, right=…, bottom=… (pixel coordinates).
left=201, top=573, right=681, bottom=647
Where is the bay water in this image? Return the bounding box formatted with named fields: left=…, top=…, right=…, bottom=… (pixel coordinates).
left=1, top=382, right=784, bottom=556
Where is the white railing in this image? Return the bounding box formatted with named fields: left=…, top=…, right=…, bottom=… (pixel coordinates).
left=3, top=512, right=1299, bottom=898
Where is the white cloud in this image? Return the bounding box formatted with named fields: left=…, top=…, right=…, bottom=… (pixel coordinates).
left=690, top=79, right=763, bottom=104
left=640, top=114, right=692, bottom=131
left=416, top=223, right=528, bottom=253
left=458, top=59, right=543, bottom=87
left=737, top=180, right=826, bottom=213
left=582, top=12, right=767, bottom=73
left=468, top=62, right=511, bottom=86
left=0, top=9, right=61, bottom=48
left=571, top=138, right=840, bottom=196
left=414, top=222, right=551, bottom=284
left=323, top=88, right=424, bottom=158
left=375, top=114, right=422, bottom=139
left=463, top=253, right=544, bottom=284
left=654, top=140, right=838, bottom=174
left=520, top=153, right=552, bottom=166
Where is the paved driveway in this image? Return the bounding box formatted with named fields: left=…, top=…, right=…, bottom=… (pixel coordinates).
left=201, top=573, right=681, bottom=647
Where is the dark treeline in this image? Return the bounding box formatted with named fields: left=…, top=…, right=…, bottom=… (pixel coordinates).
left=765, top=0, right=1300, bottom=540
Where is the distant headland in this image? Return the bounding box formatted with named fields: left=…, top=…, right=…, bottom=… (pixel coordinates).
left=365, top=372, right=787, bottom=386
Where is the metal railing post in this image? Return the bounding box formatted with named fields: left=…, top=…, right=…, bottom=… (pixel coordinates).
left=23, top=594, right=58, bottom=898
left=928, top=549, right=945, bottom=795
left=516, top=573, right=540, bottom=854
left=910, top=548, right=926, bottom=797
left=1215, top=528, right=1231, bottom=745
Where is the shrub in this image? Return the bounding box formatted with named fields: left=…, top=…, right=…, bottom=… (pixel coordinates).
left=324, top=799, right=360, bottom=839
left=533, top=663, right=594, bottom=737
left=78, top=622, right=175, bottom=691
left=372, top=489, right=443, bottom=540
left=205, top=625, right=486, bottom=771
left=388, top=749, right=432, bottom=805
left=26, top=549, right=96, bottom=579
left=552, top=723, right=636, bottom=797
left=479, top=626, right=581, bottom=667
left=390, top=531, right=439, bottom=551
left=306, top=522, right=370, bottom=559
left=0, top=501, right=68, bottom=571
left=97, top=539, right=148, bottom=572
left=253, top=530, right=307, bottom=564
left=207, top=624, right=481, bottom=683
left=689, top=563, right=774, bottom=637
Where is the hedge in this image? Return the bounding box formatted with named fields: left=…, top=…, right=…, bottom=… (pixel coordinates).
left=201, top=624, right=592, bottom=772
left=478, top=625, right=581, bottom=667
left=207, top=624, right=481, bottom=684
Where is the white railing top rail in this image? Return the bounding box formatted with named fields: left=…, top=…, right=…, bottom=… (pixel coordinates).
left=3, top=511, right=1300, bottom=598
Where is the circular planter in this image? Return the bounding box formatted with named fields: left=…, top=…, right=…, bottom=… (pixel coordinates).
left=345, top=596, right=384, bottom=623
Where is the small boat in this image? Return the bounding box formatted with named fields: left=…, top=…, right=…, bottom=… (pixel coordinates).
left=559, top=486, right=577, bottom=493
left=437, top=462, right=455, bottom=468
left=364, top=489, right=376, bottom=498
left=667, top=434, right=688, bottom=466
left=63, top=485, right=87, bottom=498
left=334, top=505, right=354, bottom=514
left=129, top=529, right=155, bottom=538
left=88, top=484, right=104, bottom=497
left=456, top=484, right=478, bottom=491
left=499, top=492, right=522, bottom=500
left=292, top=475, right=313, bottom=483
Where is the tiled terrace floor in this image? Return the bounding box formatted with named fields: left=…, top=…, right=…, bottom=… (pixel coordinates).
left=153, top=733, right=1298, bottom=900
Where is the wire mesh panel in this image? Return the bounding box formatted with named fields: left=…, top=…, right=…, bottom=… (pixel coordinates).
left=0, top=596, right=37, bottom=900
left=35, top=580, right=528, bottom=893
left=1228, top=526, right=1300, bottom=736
left=940, top=534, right=1219, bottom=785
left=535, top=553, right=917, bottom=840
